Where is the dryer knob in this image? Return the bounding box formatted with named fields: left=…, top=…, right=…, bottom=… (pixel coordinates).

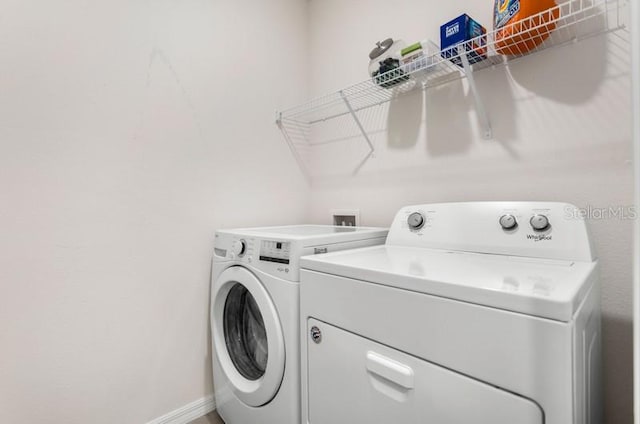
left=530, top=214, right=551, bottom=232
left=231, top=240, right=246, bottom=256
left=499, top=214, right=518, bottom=230
left=407, top=212, right=426, bottom=230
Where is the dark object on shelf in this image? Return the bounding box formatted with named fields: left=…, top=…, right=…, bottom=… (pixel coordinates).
left=368, top=38, right=406, bottom=80
left=372, top=58, right=410, bottom=89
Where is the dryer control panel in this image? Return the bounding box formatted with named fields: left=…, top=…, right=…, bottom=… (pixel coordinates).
left=386, top=202, right=596, bottom=262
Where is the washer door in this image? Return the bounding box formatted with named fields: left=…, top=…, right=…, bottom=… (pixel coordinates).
left=212, top=266, right=285, bottom=407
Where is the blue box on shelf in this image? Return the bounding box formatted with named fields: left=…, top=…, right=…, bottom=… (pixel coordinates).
left=440, top=14, right=487, bottom=67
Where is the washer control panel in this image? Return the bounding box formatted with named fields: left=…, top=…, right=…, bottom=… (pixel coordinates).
left=214, top=235, right=256, bottom=262
left=259, top=240, right=291, bottom=264
left=231, top=239, right=247, bottom=256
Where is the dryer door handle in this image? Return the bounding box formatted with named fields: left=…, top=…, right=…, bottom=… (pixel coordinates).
left=366, top=351, right=415, bottom=390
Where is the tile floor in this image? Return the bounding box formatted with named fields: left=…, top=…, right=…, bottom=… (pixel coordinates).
left=190, top=411, right=224, bottom=424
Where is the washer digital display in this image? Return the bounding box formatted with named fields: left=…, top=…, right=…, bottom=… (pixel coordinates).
left=259, top=240, right=291, bottom=264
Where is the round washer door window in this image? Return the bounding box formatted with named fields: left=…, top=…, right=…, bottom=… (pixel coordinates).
left=212, top=266, right=285, bottom=407
left=223, top=283, right=268, bottom=380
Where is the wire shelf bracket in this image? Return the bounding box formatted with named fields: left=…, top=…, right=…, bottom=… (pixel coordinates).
left=458, top=44, right=493, bottom=140
left=339, top=90, right=376, bottom=157
left=276, top=111, right=312, bottom=182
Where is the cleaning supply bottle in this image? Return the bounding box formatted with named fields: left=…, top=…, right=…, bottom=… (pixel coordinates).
left=494, top=0, right=558, bottom=55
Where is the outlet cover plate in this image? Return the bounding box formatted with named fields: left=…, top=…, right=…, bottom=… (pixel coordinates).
left=331, top=209, right=360, bottom=227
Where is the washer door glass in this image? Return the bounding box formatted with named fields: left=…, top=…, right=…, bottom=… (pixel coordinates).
left=223, top=283, right=269, bottom=380
left=212, top=266, right=286, bottom=407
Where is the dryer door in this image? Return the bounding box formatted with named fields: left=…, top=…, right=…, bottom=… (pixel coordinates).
left=212, top=266, right=285, bottom=407
left=306, top=318, right=544, bottom=424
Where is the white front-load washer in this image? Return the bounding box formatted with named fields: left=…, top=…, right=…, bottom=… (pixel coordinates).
left=300, top=203, right=601, bottom=424
left=211, top=225, right=388, bottom=424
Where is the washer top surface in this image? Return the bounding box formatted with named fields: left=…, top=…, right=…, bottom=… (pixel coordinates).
left=218, top=225, right=387, bottom=244
left=242, top=225, right=369, bottom=236
left=300, top=202, right=598, bottom=322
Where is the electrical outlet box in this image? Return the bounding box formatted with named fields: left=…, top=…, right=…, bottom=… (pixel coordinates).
left=331, top=209, right=360, bottom=227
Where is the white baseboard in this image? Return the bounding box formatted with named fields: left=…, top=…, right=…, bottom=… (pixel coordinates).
left=146, top=395, right=216, bottom=424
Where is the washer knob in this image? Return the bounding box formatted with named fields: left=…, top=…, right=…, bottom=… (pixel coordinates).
left=407, top=212, right=426, bottom=230
left=530, top=214, right=550, bottom=231
left=231, top=240, right=246, bottom=256
left=499, top=214, right=518, bottom=230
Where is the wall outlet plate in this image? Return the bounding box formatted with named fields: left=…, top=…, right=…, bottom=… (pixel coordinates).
left=331, top=209, right=360, bottom=227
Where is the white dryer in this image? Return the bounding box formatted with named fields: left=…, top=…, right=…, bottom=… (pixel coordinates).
left=300, top=203, right=601, bottom=424
left=211, top=225, right=388, bottom=424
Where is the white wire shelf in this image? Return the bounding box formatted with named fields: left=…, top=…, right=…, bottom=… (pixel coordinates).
left=277, top=0, right=627, bottom=178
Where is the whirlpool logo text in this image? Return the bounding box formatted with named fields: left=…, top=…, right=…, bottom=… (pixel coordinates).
left=527, top=234, right=553, bottom=242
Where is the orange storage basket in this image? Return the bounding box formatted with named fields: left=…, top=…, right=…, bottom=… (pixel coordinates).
left=494, top=0, right=559, bottom=55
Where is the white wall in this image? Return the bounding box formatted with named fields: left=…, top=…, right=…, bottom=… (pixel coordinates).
left=0, top=1, right=308, bottom=423
left=306, top=1, right=634, bottom=423
left=632, top=0, right=640, bottom=421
